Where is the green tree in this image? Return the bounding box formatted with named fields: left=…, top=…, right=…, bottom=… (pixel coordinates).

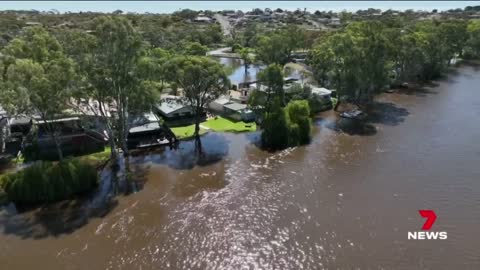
left=257, top=64, right=285, bottom=114
left=255, top=33, right=291, bottom=66
left=439, top=20, right=468, bottom=59
left=165, top=56, right=229, bottom=146
left=466, top=19, right=480, bottom=58
left=0, top=27, right=76, bottom=160
left=238, top=47, right=253, bottom=74
left=414, top=21, right=450, bottom=80
left=86, top=16, right=157, bottom=164
left=182, top=41, right=208, bottom=56
left=285, top=100, right=311, bottom=145
left=310, top=21, right=391, bottom=107
left=261, top=99, right=289, bottom=150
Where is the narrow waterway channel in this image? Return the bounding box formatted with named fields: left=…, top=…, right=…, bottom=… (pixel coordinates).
left=1, top=64, right=480, bottom=269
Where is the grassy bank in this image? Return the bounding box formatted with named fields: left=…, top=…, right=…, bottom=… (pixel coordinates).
left=170, top=117, right=256, bottom=140
left=171, top=125, right=208, bottom=140
left=203, top=117, right=256, bottom=133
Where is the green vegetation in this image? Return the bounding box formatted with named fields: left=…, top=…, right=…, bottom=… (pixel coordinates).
left=171, top=125, right=208, bottom=140
left=261, top=100, right=312, bottom=150
left=171, top=117, right=256, bottom=139
left=1, top=26, right=76, bottom=161
left=285, top=100, right=312, bottom=146
left=203, top=117, right=256, bottom=133
left=0, top=159, right=98, bottom=204
left=309, top=19, right=480, bottom=108
left=165, top=56, right=230, bottom=140
left=77, top=146, right=111, bottom=165
left=261, top=100, right=290, bottom=150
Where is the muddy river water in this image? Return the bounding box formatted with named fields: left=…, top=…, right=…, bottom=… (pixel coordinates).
left=1, top=65, right=480, bottom=269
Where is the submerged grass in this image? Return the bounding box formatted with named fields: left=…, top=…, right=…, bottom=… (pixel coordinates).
left=171, top=125, right=208, bottom=140
left=203, top=116, right=256, bottom=133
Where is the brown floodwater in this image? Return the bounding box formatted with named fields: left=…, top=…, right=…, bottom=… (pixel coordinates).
left=1, top=65, right=480, bottom=269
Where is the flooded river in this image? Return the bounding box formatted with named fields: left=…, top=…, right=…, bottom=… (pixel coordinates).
left=1, top=64, right=480, bottom=269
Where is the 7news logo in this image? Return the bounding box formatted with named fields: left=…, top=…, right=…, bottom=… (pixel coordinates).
left=408, top=210, right=448, bottom=240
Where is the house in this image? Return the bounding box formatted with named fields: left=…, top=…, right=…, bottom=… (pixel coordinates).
left=310, top=86, right=334, bottom=112
left=155, top=95, right=205, bottom=126
left=311, top=86, right=333, bottom=98
left=329, top=17, right=342, bottom=27
left=283, top=77, right=301, bottom=93
left=209, top=95, right=231, bottom=112
left=3, top=117, right=31, bottom=156
left=316, top=17, right=330, bottom=23
left=127, top=112, right=173, bottom=149
left=209, top=96, right=255, bottom=122
left=229, top=89, right=249, bottom=104
left=223, top=102, right=256, bottom=122
left=156, top=95, right=194, bottom=120
left=25, top=21, right=42, bottom=26
left=193, top=16, right=214, bottom=23
left=26, top=117, right=106, bottom=160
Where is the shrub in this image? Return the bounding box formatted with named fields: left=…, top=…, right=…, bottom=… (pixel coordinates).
left=0, top=159, right=98, bottom=204
left=285, top=100, right=311, bottom=145
left=261, top=102, right=290, bottom=150
left=261, top=100, right=312, bottom=150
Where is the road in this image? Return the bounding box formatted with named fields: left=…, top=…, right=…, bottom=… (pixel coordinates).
left=214, top=14, right=232, bottom=37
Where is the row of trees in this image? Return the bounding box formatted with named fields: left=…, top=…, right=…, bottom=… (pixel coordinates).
left=309, top=19, right=480, bottom=107
left=0, top=10, right=224, bottom=50
left=0, top=16, right=230, bottom=166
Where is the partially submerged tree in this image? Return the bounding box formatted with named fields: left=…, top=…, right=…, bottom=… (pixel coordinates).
left=0, top=27, right=76, bottom=160
left=238, top=47, right=253, bottom=74
left=309, top=21, right=391, bottom=108
left=466, top=19, right=480, bottom=58
left=165, top=56, right=229, bottom=149
left=89, top=16, right=156, bottom=162
left=61, top=16, right=158, bottom=165
left=257, top=63, right=285, bottom=114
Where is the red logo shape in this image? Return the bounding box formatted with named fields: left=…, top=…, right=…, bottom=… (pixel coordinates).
left=419, top=210, right=437, bottom=230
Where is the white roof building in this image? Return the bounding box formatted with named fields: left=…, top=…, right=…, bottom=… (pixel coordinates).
left=311, top=87, right=333, bottom=97
left=156, top=95, right=193, bottom=118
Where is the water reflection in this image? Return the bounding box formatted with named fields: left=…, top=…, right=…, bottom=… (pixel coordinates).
left=133, top=133, right=230, bottom=170
left=216, top=57, right=302, bottom=85
left=218, top=57, right=263, bottom=85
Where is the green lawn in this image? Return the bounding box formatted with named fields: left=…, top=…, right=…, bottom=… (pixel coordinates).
left=202, top=116, right=256, bottom=133
left=78, top=146, right=111, bottom=165
left=171, top=124, right=208, bottom=140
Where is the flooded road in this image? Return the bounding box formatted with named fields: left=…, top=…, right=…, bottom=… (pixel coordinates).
left=1, top=64, right=480, bottom=269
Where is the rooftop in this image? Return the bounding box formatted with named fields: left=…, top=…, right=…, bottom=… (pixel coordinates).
left=311, top=87, right=333, bottom=96
left=158, top=95, right=190, bottom=115
left=129, top=122, right=162, bottom=134
left=224, top=102, right=247, bottom=112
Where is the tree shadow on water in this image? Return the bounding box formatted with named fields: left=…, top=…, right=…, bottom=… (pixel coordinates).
left=396, top=86, right=438, bottom=97
left=138, top=133, right=230, bottom=170
left=366, top=102, right=410, bottom=126
left=324, top=102, right=410, bottom=136
left=0, top=196, right=118, bottom=239
left=325, top=119, right=378, bottom=136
